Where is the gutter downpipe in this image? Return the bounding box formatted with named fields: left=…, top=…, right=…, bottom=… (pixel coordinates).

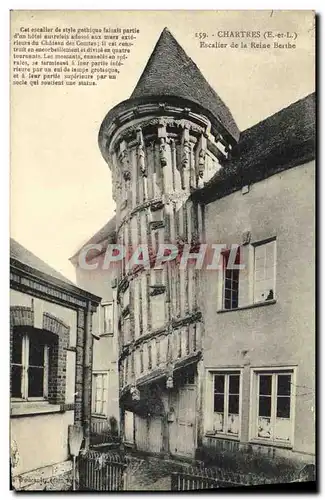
left=83, top=300, right=93, bottom=451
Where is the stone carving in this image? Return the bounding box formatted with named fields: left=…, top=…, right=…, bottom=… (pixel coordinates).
left=166, top=375, right=174, bottom=389
left=136, top=128, right=147, bottom=176
left=166, top=365, right=174, bottom=389
left=113, top=116, right=205, bottom=147
left=181, top=134, right=191, bottom=170
left=119, top=149, right=131, bottom=181
left=130, top=385, right=140, bottom=401
left=159, top=138, right=168, bottom=167
left=198, top=149, right=206, bottom=178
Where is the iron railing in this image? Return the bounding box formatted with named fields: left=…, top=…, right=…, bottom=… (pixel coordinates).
left=78, top=450, right=126, bottom=491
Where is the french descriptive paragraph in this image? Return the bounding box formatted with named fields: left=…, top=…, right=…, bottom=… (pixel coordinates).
left=11, top=26, right=140, bottom=87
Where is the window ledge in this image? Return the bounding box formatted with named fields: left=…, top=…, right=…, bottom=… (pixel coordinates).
left=205, top=432, right=239, bottom=442
left=11, top=401, right=61, bottom=417
left=91, top=413, right=107, bottom=419
left=217, top=299, right=276, bottom=314
left=249, top=438, right=292, bottom=450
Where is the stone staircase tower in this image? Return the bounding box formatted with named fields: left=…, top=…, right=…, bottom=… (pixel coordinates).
left=98, top=28, right=239, bottom=456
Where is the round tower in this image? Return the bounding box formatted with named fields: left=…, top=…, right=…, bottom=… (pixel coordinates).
left=98, top=28, right=239, bottom=456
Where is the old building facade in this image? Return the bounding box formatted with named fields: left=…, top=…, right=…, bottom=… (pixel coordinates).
left=10, top=239, right=101, bottom=490
left=71, top=218, right=120, bottom=435
left=74, top=28, right=315, bottom=473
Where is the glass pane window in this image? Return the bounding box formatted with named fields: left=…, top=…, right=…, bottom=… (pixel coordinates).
left=28, top=366, right=44, bottom=397
left=213, top=372, right=240, bottom=436
left=223, top=248, right=241, bottom=310
left=11, top=330, right=48, bottom=400
left=256, top=371, right=293, bottom=443
left=102, top=303, right=113, bottom=334
left=11, top=365, right=22, bottom=398
left=140, top=349, right=144, bottom=373
left=29, top=335, right=45, bottom=367
left=254, top=240, right=276, bottom=303
left=147, top=344, right=152, bottom=370
left=92, top=373, right=109, bottom=416
left=12, top=330, right=23, bottom=364
left=154, top=269, right=164, bottom=285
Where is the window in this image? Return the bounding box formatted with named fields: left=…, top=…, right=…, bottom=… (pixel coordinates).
left=139, top=348, right=144, bottom=373
left=101, top=302, right=113, bottom=335
left=123, top=356, right=129, bottom=386
left=223, top=247, right=241, bottom=310
left=123, top=316, right=131, bottom=345
left=175, top=365, right=195, bottom=386
left=11, top=330, right=49, bottom=400
left=92, top=372, right=108, bottom=415
left=154, top=269, right=163, bottom=285
left=253, top=240, right=276, bottom=303
left=253, top=370, right=293, bottom=444
left=213, top=372, right=240, bottom=436
left=147, top=344, right=152, bottom=370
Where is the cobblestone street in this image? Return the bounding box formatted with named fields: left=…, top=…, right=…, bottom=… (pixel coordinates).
left=124, top=455, right=186, bottom=491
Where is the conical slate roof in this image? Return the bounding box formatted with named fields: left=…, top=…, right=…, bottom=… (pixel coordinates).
left=99, top=28, right=239, bottom=153
left=131, top=28, right=239, bottom=141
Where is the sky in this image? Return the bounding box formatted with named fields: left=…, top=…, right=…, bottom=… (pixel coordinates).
left=10, top=10, right=315, bottom=281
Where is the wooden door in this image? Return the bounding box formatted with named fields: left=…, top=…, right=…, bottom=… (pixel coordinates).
left=148, top=416, right=163, bottom=453
left=135, top=414, right=148, bottom=451
left=135, top=414, right=163, bottom=453
left=170, top=384, right=197, bottom=457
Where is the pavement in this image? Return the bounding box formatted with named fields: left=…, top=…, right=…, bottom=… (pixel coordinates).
left=124, top=455, right=187, bottom=491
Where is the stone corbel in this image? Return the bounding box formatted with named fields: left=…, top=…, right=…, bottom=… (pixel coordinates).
left=166, top=365, right=174, bottom=389
left=136, top=127, right=147, bottom=176
left=130, top=385, right=140, bottom=402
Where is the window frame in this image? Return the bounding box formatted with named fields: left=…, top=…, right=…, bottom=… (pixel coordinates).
left=252, top=238, right=277, bottom=304
left=217, top=237, right=277, bottom=313
left=92, top=370, right=109, bottom=417
left=249, top=366, right=296, bottom=447
left=221, top=247, right=241, bottom=311
left=205, top=368, right=243, bottom=440
left=100, top=301, right=114, bottom=336
left=11, top=331, right=49, bottom=402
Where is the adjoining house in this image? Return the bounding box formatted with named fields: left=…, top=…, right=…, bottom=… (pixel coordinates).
left=70, top=216, right=120, bottom=444
left=71, top=27, right=315, bottom=477
left=10, top=238, right=101, bottom=490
